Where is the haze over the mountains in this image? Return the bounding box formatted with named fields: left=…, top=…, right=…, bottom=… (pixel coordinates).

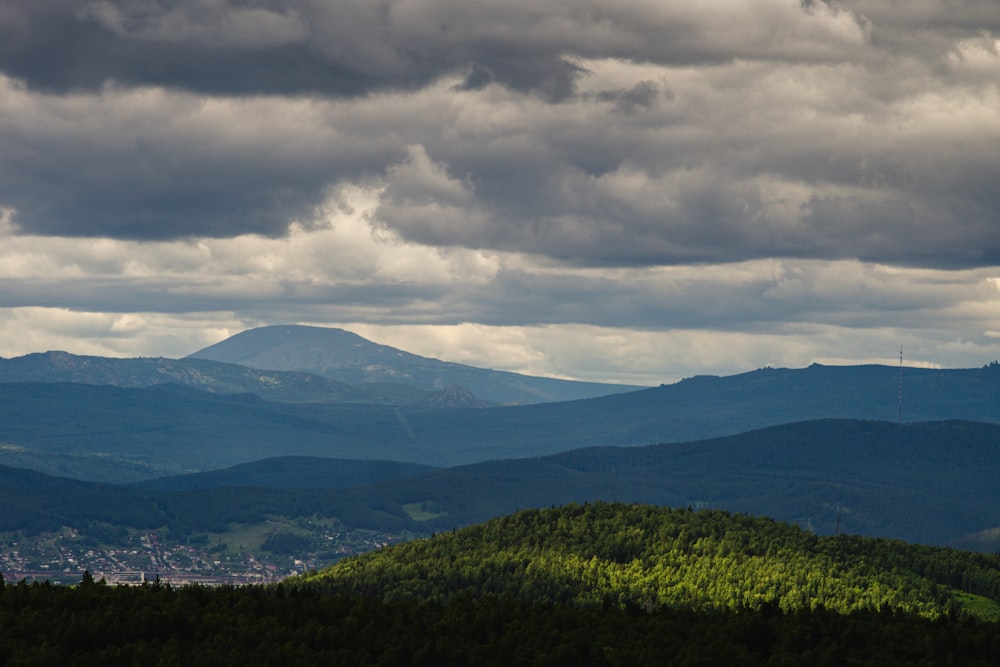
left=5, top=420, right=1000, bottom=550
left=187, top=324, right=645, bottom=404
left=2, top=321, right=1000, bottom=597
left=0, top=349, right=411, bottom=404
left=1, top=323, right=998, bottom=483
left=0, top=325, right=645, bottom=405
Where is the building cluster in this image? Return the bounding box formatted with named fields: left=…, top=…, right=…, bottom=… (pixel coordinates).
left=0, top=526, right=407, bottom=586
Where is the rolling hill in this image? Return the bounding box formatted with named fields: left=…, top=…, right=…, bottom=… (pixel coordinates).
left=0, top=464, right=167, bottom=533
left=132, top=456, right=436, bottom=493
left=4, top=420, right=1000, bottom=550
left=267, top=419, right=1000, bottom=548
left=187, top=324, right=646, bottom=404
left=299, top=502, right=1000, bottom=620
left=0, top=456, right=434, bottom=534
left=6, top=504, right=1000, bottom=666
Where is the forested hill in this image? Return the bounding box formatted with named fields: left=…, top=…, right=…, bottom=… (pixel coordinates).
left=132, top=456, right=436, bottom=493
left=282, top=419, right=1000, bottom=548
left=4, top=419, right=1000, bottom=549
left=6, top=505, right=1000, bottom=665
left=300, top=503, right=1000, bottom=621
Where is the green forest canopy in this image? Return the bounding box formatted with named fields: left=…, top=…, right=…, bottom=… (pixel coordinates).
left=301, top=503, right=1000, bottom=620
left=5, top=503, right=1000, bottom=666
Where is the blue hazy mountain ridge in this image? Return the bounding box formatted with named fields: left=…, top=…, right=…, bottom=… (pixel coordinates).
left=3, top=420, right=1000, bottom=548
left=0, top=456, right=436, bottom=533
left=132, top=456, right=437, bottom=492
left=0, top=463, right=167, bottom=533
left=0, top=350, right=431, bottom=405
left=0, top=362, right=999, bottom=483
left=281, top=419, right=1000, bottom=548
left=186, top=324, right=647, bottom=404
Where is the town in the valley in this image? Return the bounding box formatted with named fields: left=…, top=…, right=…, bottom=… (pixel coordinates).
left=0, top=525, right=411, bottom=586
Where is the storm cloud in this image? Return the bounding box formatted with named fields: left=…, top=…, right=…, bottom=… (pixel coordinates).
left=0, top=0, right=998, bottom=382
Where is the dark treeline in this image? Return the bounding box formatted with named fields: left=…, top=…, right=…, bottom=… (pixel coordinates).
left=2, top=574, right=1000, bottom=666
left=5, top=503, right=1000, bottom=665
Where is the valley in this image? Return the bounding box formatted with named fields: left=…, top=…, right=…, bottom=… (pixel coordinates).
left=4, top=418, right=1000, bottom=586
left=2, top=353, right=1000, bottom=485
left=2, top=327, right=1000, bottom=661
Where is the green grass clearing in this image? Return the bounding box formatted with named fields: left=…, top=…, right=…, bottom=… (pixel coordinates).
left=402, top=502, right=447, bottom=522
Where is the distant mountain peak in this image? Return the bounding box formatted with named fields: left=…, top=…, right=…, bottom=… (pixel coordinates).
left=188, top=324, right=645, bottom=405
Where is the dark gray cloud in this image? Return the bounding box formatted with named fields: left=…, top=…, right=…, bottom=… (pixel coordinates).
left=0, top=76, right=408, bottom=238
left=0, top=0, right=999, bottom=379
left=3, top=1, right=929, bottom=98
left=2, top=1, right=994, bottom=98
left=594, top=80, right=666, bottom=113
left=0, top=1, right=392, bottom=96
left=0, top=0, right=600, bottom=99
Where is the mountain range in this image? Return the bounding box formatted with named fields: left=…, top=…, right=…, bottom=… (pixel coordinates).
left=4, top=419, right=1000, bottom=550
left=0, top=326, right=645, bottom=408
left=187, top=324, right=646, bottom=404
left=1, top=352, right=998, bottom=483
left=3, top=325, right=1000, bottom=575
left=0, top=350, right=426, bottom=405
left=265, top=418, right=1000, bottom=548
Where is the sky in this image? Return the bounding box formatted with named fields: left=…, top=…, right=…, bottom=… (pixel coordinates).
left=0, top=0, right=999, bottom=386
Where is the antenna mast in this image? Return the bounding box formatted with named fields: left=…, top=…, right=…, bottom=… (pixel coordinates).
left=898, top=346, right=903, bottom=423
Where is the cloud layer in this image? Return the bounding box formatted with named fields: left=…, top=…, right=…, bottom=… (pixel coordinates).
left=0, top=1, right=998, bottom=382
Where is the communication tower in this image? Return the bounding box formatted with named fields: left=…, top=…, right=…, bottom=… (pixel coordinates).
left=898, top=346, right=903, bottom=423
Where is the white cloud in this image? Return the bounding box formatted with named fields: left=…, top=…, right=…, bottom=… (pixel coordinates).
left=0, top=307, right=243, bottom=359
left=3, top=168, right=999, bottom=381
left=0, top=183, right=500, bottom=291
left=314, top=320, right=990, bottom=385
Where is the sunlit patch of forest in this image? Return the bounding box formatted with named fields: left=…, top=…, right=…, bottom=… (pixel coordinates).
left=3, top=503, right=1000, bottom=666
